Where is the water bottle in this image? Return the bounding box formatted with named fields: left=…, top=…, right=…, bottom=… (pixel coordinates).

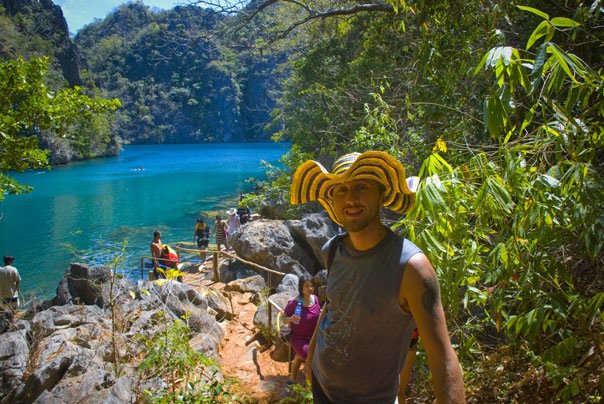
left=293, top=301, right=302, bottom=324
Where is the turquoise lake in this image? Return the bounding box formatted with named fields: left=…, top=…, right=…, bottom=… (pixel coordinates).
left=0, top=143, right=289, bottom=300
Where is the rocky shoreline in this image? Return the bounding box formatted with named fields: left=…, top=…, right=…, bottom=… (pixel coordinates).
left=0, top=213, right=337, bottom=403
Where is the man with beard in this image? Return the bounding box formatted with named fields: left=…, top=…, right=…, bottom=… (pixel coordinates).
left=290, top=151, right=464, bottom=403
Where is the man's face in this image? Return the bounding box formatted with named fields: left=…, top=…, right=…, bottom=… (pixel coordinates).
left=331, top=179, right=383, bottom=232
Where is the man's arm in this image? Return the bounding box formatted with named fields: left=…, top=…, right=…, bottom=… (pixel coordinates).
left=400, top=253, right=465, bottom=403
left=150, top=244, right=160, bottom=267
left=305, top=302, right=328, bottom=383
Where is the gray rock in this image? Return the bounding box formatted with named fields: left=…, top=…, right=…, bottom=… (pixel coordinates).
left=0, top=329, right=29, bottom=398
left=224, top=274, right=266, bottom=294
left=33, top=368, right=107, bottom=403
left=107, top=376, right=137, bottom=402
left=165, top=281, right=207, bottom=306
left=229, top=219, right=315, bottom=277
left=126, top=309, right=166, bottom=339
left=276, top=273, right=299, bottom=294
left=285, top=212, right=339, bottom=272
left=314, top=270, right=328, bottom=304
left=165, top=297, right=224, bottom=357
left=32, top=391, right=60, bottom=404
left=21, top=355, right=72, bottom=403
left=274, top=254, right=310, bottom=279
left=253, top=290, right=297, bottom=332
left=202, top=287, right=233, bottom=320
left=67, top=263, right=111, bottom=307
left=218, top=259, right=238, bottom=283
left=32, top=305, right=104, bottom=338
left=53, top=277, right=71, bottom=305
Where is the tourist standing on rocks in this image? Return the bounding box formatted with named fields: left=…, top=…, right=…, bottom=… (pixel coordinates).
left=0, top=255, right=21, bottom=317
left=290, top=151, right=465, bottom=403
left=150, top=230, right=163, bottom=279
left=214, top=215, right=229, bottom=251
left=194, top=217, right=210, bottom=260
left=237, top=206, right=251, bottom=225
left=227, top=208, right=241, bottom=237
left=283, top=274, right=320, bottom=385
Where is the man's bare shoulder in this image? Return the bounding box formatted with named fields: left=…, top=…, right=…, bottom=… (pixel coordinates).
left=399, top=253, right=439, bottom=307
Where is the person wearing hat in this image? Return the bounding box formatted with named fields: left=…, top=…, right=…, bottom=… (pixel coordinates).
left=226, top=208, right=240, bottom=237
left=291, top=151, right=464, bottom=403
left=0, top=255, right=21, bottom=316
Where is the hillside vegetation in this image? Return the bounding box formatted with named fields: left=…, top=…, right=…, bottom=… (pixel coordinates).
left=233, top=0, right=603, bottom=401
left=75, top=2, right=286, bottom=144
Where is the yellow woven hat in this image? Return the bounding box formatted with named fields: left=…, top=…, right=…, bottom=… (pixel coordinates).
left=290, top=151, right=419, bottom=225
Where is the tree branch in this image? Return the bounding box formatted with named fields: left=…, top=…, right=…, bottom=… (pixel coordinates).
left=187, top=1, right=396, bottom=49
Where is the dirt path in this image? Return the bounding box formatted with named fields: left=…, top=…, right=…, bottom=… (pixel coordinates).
left=183, top=261, right=294, bottom=403
left=219, top=290, right=291, bottom=402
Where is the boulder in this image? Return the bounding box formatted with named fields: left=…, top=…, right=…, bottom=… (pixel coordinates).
left=270, top=339, right=294, bottom=363
left=31, top=368, right=106, bottom=404
left=156, top=280, right=207, bottom=307
left=224, top=275, right=266, bottom=294
left=52, top=277, right=71, bottom=306
left=285, top=212, right=340, bottom=272
left=229, top=219, right=315, bottom=278
left=201, top=287, right=233, bottom=320
left=217, top=259, right=238, bottom=284
left=21, top=355, right=73, bottom=403
left=32, top=305, right=104, bottom=338
left=253, top=290, right=297, bottom=332
left=164, top=296, right=224, bottom=357
left=0, top=329, right=29, bottom=399
left=276, top=273, right=299, bottom=294
left=66, top=263, right=112, bottom=307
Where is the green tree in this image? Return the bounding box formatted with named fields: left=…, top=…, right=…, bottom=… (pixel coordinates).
left=0, top=56, right=121, bottom=199
left=401, top=4, right=603, bottom=400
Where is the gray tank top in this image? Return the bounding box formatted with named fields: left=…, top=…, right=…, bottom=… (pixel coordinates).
left=313, top=229, right=422, bottom=403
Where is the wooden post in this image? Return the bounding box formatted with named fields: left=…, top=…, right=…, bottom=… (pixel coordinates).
left=140, top=258, right=144, bottom=280
left=212, top=251, right=219, bottom=282
left=267, top=299, right=273, bottom=345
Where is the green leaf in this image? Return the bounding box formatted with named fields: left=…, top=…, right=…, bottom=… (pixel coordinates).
left=474, top=51, right=490, bottom=75
left=550, top=17, right=580, bottom=28
left=517, top=5, right=550, bottom=20
left=419, top=228, right=447, bottom=254
left=547, top=44, right=577, bottom=82
left=527, top=20, right=551, bottom=50
left=501, top=47, right=513, bottom=66
left=531, top=43, right=548, bottom=78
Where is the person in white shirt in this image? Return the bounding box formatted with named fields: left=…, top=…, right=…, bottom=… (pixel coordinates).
left=0, top=255, right=21, bottom=315
left=226, top=208, right=241, bottom=237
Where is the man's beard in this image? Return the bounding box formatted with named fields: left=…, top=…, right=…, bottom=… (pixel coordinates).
left=341, top=207, right=381, bottom=233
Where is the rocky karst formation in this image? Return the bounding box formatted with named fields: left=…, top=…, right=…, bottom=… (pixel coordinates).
left=0, top=214, right=338, bottom=403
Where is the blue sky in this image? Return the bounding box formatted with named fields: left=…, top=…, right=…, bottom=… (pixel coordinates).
left=54, top=0, right=183, bottom=33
